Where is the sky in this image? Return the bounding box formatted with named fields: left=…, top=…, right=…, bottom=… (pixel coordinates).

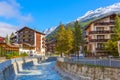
left=0, top=0, right=120, bottom=37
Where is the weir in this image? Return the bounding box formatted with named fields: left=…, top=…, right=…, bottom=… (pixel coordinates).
left=0, top=57, right=46, bottom=80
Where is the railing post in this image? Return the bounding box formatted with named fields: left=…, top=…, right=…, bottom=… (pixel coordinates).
left=109, top=58, right=111, bottom=67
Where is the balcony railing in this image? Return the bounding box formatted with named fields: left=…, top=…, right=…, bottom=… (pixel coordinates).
left=89, top=39, right=109, bottom=42
left=96, top=48, right=104, bottom=50
left=89, top=30, right=114, bottom=34
left=94, top=22, right=115, bottom=25
left=96, top=48, right=108, bottom=53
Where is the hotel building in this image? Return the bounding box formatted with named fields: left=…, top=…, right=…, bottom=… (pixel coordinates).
left=16, top=27, right=46, bottom=56
left=84, top=14, right=116, bottom=56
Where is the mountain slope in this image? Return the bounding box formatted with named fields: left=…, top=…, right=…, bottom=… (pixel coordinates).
left=46, top=2, right=120, bottom=41
left=43, top=26, right=57, bottom=36
left=77, top=3, right=120, bottom=21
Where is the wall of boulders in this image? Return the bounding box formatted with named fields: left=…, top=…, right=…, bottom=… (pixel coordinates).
left=56, top=61, right=120, bottom=80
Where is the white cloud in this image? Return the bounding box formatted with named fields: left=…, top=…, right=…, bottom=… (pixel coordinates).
left=0, top=0, right=33, bottom=24
left=0, top=22, right=17, bottom=37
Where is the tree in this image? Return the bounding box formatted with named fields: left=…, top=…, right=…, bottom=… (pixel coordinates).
left=10, top=32, right=15, bottom=44
left=56, top=23, right=74, bottom=57
left=56, top=24, right=66, bottom=57
left=104, top=40, right=118, bottom=56
left=104, top=14, right=120, bottom=56
left=64, top=27, right=74, bottom=55
left=73, top=21, right=83, bottom=55
left=5, top=34, right=9, bottom=44
left=113, top=14, right=120, bottom=41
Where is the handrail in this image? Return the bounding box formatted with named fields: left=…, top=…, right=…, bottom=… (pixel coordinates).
left=57, top=57, right=120, bottom=68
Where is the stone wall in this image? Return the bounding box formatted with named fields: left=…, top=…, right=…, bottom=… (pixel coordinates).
left=56, top=61, right=120, bottom=80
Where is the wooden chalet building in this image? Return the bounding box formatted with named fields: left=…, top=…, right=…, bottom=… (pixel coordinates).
left=0, top=43, right=19, bottom=56
left=84, top=14, right=116, bottom=57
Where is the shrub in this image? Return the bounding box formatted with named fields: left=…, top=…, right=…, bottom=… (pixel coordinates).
left=20, top=52, right=28, bottom=57
left=6, top=52, right=20, bottom=59
left=6, top=52, right=29, bottom=59
left=6, top=53, right=13, bottom=59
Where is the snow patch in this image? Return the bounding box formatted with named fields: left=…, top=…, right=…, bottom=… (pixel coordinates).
left=77, top=3, right=120, bottom=21
left=43, top=26, right=57, bottom=36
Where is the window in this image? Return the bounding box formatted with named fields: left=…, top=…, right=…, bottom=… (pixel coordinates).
left=25, top=39, right=28, bottom=41
left=110, top=26, right=114, bottom=31
left=97, top=35, right=104, bottom=39
left=29, top=39, right=31, bottom=41
left=96, top=27, right=104, bottom=31
left=23, top=39, right=25, bottom=42
left=20, top=32, right=23, bottom=33
left=23, top=35, right=25, bottom=37
left=97, top=43, right=104, bottom=48
left=25, top=31, right=28, bottom=33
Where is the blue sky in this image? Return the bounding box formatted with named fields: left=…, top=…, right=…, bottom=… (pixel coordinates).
left=0, top=0, right=120, bottom=36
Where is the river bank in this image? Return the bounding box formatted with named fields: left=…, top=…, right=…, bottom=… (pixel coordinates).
left=56, top=59, right=120, bottom=80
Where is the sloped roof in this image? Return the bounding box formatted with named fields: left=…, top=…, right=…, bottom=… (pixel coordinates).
left=0, top=36, right=5, bottom=39
left=0, top=36, right=5, bottom=41
left=16, top=26, right=45, bottom=35
left=84, top=13, right=117, bottom=30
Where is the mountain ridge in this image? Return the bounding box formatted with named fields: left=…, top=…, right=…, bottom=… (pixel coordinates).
left=45, top=2, right=120, bottom=41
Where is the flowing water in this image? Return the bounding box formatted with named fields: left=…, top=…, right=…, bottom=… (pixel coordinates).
left=12, top=61, right=69, bottom=80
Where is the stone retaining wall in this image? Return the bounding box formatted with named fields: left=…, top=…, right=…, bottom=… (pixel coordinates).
left=56, top=61, right=120, bottom=80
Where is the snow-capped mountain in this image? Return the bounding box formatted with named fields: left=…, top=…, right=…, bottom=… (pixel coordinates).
left=43, top=26, right=57, bottom=36
left=46, top=2, right=120, bottom=40
left=77, top=3, right=120, bottom=21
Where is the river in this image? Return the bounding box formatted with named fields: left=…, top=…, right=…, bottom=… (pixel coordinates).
left=11, top=61, right=69, bottom=80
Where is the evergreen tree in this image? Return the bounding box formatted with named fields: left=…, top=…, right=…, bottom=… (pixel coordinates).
left=56, top=24, right=66, bottom=57
left=10, top=32, right=15, bottom=44
left=73, top=21, right=83, bottom=55
left=5, top=34, right=9, bottom=44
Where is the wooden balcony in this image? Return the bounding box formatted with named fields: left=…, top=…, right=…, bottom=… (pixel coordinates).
left=89, top=30, right=114, bottom=34
left=89, top=39, right=109, bottom=42
left=96, top=48, right=108, bottom=53
left=94, top=22, right=115, bottom=26
left=42, top=38, right=46, bottom=40
left=96, top=48, right=104, bottom=50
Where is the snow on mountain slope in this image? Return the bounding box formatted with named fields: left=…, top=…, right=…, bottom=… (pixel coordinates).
left=46, top=2, right=120, bottom=38
left=77, top=3, right=120, bottom=21
left=43, top=26, right=57, bottom=36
